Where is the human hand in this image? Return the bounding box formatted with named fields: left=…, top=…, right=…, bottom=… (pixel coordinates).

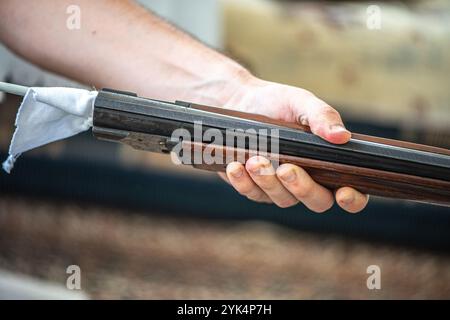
left=219, top=77, right=369, bottom=213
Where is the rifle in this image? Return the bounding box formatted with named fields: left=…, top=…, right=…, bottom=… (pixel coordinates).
left=1, top=84, right=450, bottom=206
left=92, top=89, right=450, bottom=206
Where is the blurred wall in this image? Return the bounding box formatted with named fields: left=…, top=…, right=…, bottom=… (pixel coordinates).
left=223, top=0, right=450, bottom=131
left=138, top=0, right=222, bottom=48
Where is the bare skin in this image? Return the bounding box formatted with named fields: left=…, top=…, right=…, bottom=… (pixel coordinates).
left=0, top=0, right=368, bottom=213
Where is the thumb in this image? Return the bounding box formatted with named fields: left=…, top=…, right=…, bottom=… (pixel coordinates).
left=292, top=94, right=351, bottom=145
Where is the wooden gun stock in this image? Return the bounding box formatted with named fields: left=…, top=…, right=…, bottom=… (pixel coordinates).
left=186, top=141, right=450, bottom=206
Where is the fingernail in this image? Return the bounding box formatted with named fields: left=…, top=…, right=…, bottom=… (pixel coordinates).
left=298, top=115, right=309, bottom=126
left=249, top=167, right=263, bottom=176
left=331, top=124, right=350, bottom=134
left=280, top=169, right=296, bottom=183
left=249, top=157, right=271, bottom=175
left=257, top=157, right=271, bottom=166
left=230, top=167, right=243, bottom=178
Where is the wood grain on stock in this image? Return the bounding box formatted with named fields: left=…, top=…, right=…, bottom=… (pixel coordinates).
left=183, top=141, right=450, bottom=206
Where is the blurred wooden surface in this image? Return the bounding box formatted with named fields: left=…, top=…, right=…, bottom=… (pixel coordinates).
left=0, top=195, right=449, bottom=299
left=223, top=0, right=450, bottom=130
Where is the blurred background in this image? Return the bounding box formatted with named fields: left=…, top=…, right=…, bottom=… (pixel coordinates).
left=0, top=0, right=449, bottom=299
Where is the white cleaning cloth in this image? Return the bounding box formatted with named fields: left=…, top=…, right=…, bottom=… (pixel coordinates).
left=3, top=87, right=98, bottom=173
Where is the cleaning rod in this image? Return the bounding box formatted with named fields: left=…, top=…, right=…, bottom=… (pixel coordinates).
left=0, top=81, right=29, bottom=96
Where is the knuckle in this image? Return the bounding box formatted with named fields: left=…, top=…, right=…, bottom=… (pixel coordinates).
left=299, top=88, right=316, bottom=98
left=320, top=105, right=340, bottom=119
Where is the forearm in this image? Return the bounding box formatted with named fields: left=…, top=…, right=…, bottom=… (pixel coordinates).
left=0, top=0, right=250, bottom=104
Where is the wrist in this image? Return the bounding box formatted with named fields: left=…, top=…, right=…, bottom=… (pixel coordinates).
left=212, top=65, right=257, bottom=107
left=183, top=61, right=259, bottom=108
